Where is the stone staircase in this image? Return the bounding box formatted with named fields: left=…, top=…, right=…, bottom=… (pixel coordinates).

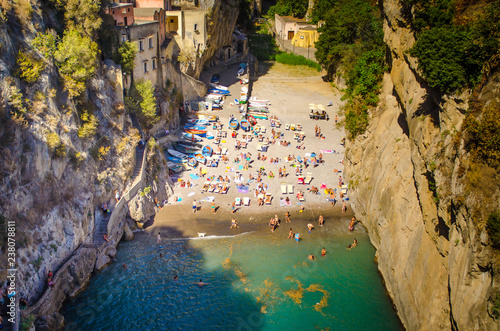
left=93, top=211, right=110, bottom=245
left=132, top=145, right=145, bottom=182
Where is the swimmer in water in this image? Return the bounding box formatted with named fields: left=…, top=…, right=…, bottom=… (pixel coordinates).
left=194, top=279, right=209, bottom=287
left=347, top=238, right=358, bottom=249
left=321, top=247, right=326, bottom=256
left=173, top=275, right=178, bottom=281
left=122, top=263, right=127, bottom=268
left=319, top=215, right=324, bottom=227
left=308, top=254, right=315, bottom=261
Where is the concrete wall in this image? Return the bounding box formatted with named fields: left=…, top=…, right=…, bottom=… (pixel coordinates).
left=162, top=59, right=206, bottom=101
left=180, top=10, right=207, bottom=54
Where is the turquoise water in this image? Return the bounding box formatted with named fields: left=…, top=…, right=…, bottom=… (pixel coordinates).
left=62, top=225, right=401, bottom=330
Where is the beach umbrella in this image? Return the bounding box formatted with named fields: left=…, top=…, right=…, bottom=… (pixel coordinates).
left=317, top=104, right=325, bottom=111
left=308, top=103, right=315, bottom=110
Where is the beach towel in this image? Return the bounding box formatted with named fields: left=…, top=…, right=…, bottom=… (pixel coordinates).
left=237, top=186, right=249, bottom=193
left=238, top=165, right=244, bottom=170
left=320, top=150, right=334, bottom=154
left=188, top=192, right=196, bottom=197
left=199, top=196, right=215, bottom=202
left=190, top=174, right=200, bottom=180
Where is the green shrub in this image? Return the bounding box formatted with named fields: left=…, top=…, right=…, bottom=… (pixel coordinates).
left=20, top=314, right=35, bottom=331
left=344, top=99, right=369, bottom=139
left=77, top=110, right=98, bottom=138
left=54, top=28, right=98, bottom=98
left=98, top=146, right=110, bottom=160
left=8, top=85, right=27, bottom=116
left=32, top=30, right=58, bottom=59
left=116, top=41, right=137, bottom=75
left=16, top=50, right=44, bottom=83
left=45, top=131, right=66, bottom=157
left=275, top=52, right=321, bottom=71
left=487, top=211, right=500, bottom=249
left=267, top=0, right=308, bottom=18
left=129, top=79, right=159, bottom=128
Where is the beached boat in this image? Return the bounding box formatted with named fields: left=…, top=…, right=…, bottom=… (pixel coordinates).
left=173, top=144, right=198, bottom=155
left=208, top=89, right=230, bottom=95
left=184, top=124, right=207, bottom=130
left=188, top=114, right=219, bottom=122
left=167, top=156, right=187, bottom=163
left=240, top=119, right=250, bottom=132
left=248, top=107, right=269, bottom=112
left=167, top=148, right=190, bottom=159
left=249, top=113, right=268, bottom=120
left=209, top=83, right=228, bottom=90
left=195, top=154, right=206, bottom=164
left=249, top=98, right=270, bottom=104
left=167, top=162, right=184, bottom=173
left=185, top=129, right=207, bottom=137
left=229, top=118, right=239, bottom=130
left=247, top=115, right=257, bottom=125
left=177, top=141, right=202, bottom=150
left=187, top=119, right=209, bottom=125
left=187, top=157, right=198, bottom=167
left=181, top=132, right=203, bottom=142
left=202, top=145, right=213, bottom=157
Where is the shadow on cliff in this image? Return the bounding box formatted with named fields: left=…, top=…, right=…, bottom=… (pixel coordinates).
left=60, top=226, right=265, bottom=330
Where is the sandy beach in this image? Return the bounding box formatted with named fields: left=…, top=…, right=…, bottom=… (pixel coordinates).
left=149, top=62, right=353, bottom=238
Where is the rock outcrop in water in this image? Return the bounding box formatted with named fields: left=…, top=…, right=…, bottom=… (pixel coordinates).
left=345, top=0, right=500, bottom=329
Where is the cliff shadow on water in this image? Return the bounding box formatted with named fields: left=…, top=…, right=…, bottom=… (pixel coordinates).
left=61, top=225, right=265, bottom=330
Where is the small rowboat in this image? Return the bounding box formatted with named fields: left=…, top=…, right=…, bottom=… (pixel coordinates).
left=177, top=141, right=202, bottom=150
left=249, top=113, right=268, bottom=120
left=168, top=148, right=190, bottom=159
left=229, top=118, right=239, bottom=130
left=185, top=129, right=207, bottom=137
left=174, top=144, right=197, bottom=154
left=188, top=114, right=219, bottom=122
left=247, top=115, right=257, bottom=125
left=167, top=162, right=184, bottom=173
left=184, top=124, right=207, bottom=130
left=210, top=83, right=228, bottom=90
left=187, top=157, right=198, bottom=167
left=240, top=119, right=250, bottom=132
left=202, top=145, right=213, bottom=157
left=187, top=119, right=209, bottom=125
left=182, top=133, right=203, bottom=142
left=167, top=156, right=187, bottom=164
left=208, top=89, right=230, bottom=95
left=195, top=154, right=206, bottom=164
left=248, top=107, right=269, bottom=112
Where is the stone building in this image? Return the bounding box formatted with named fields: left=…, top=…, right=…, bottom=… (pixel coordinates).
left=105, top=3, right=135, bottom=26
left=274, top=14, right=316, bottom=41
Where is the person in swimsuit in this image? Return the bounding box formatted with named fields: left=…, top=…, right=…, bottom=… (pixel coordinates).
left=319, top=215, right=324, bottom=227
left=349, top=217, right=356, bottom=232
left=193, top=199, right=197, bottom=213
left=285, top=212, right=291, bottom=223
left=295, top=232, right=300, bottom=242
left=347, top=238, right=358, bottom=249
left=194, top=279, right=209, bottom=287
left=157, top=232, right=161, bottom=243
left=288, top=228, right=293, bottom=239
left=230, top=218, right=239, bottom=229
left=321, top=247, right=326, bottom=256
left=211, top=201, right=216, bottom=214
left=307, top=223, right=314, bottom=233
left=308, top=254, right=315, bottom=261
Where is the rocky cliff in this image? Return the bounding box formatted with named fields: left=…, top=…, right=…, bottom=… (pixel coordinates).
left=345, top=0, right=500, bottom=330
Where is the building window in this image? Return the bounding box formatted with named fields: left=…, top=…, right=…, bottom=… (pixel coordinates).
left=149, top=37, right=153, bottom=49
left=112, top=10, right=115, bottom=14
left=122, top=8, right=126, bottom=13
left=128, top=8, right=130, bottom=12
left=121, top=35, right=127, bottom=42
left=139, top=40, right=144, bottom=51
left=152, top=58, right=157, bottom=70
left=143, top=62, right=148, bottom=73
left=171, top=19, right=174, bottom=23
left=194, top=24, right=198, bottom=31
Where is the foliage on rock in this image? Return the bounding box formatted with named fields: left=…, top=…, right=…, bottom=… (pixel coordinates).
left=128, top=79, right=159, bottom=129
left=16, top=50, right=45, bottom=83
left=116, top=41, right=137, bottom=75
left=268, top=0, right=308, bottom=19
left=487, top=212, right=500, bottom=250
left=77, top=110, right=99, bottom=138
left=31, top=30, right=58, bottom=59
left=54, top=28, right=99, bottom=98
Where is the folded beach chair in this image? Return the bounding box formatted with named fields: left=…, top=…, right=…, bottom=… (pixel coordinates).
left=281, top=182, right=287, bottom=194
left=208, top=184, right=216, bottom=193
left=304, top=173, right=313, bottom=185
left=265, top=193, right=272, bottom=205
left=222, top=147, right=228, bottom=155
left=243, top=197, right=250, bottom=206
left=341, top=184, right=348, bottom=195
left=235, top=197, right=241, bottom=206
left=221, top=186, right=229, bottom=194
left=258, top=193, right=265, bottom=201
left=287, top=184, right=294, bottom=194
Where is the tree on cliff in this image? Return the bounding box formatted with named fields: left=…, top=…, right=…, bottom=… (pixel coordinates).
left=128, top=79, right=159, bottom=129
left=116, top=41, right=138, bottom=76
left=268, top=0, right=308, bottom=18
left=54, top=28, right=99, bottom=98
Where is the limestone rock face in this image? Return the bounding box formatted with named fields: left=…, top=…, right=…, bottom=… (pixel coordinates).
left=345, top=0, right=500, bottom=330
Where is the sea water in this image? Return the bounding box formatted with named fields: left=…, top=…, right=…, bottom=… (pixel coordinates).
left=62, top=225, right=401, bottom=330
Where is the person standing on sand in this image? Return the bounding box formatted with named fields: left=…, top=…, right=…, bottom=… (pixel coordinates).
left=342, top=200, right=347, bottom=213
left=288, top=228, right=293, bottom=239
left=295, top=232, right=300, bottom=242
left=211, top=201, right=216, bottom=214
left=300, top=205, right=305, bottom=213
left=335, top=115, right=338, bottom=124
left=285, top=212, right=291, bottom=223
left=231, top=201, right=236, bottom=214
left=193, top=199, right=197, bottom=213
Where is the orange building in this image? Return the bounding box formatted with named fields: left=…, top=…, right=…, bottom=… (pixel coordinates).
left=135, top=0, right=171, bottom=11
left=105, top=3, right=134, bottom=26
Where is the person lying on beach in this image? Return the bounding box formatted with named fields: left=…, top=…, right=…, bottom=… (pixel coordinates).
left=194, top=280, right=209, bottom=287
